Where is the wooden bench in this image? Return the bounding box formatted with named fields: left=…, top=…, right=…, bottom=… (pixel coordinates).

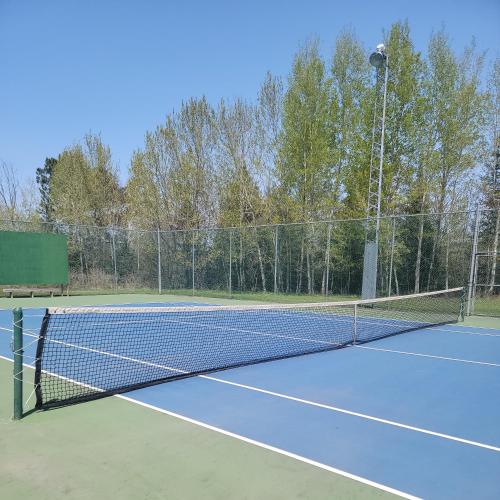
left=3, top=286, right=66, bottom=298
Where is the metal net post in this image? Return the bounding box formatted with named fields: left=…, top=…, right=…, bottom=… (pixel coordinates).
left=13, top=308, right=23, bottom=420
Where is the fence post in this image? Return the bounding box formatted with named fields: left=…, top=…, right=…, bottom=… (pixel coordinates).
left=274, top=226, right=278, bottom=294
left=157, top=228, right=162, bottom=294
left=13, top=308, right=23, bottom=420
left=192, top=233, right=195, bottom=296
left=466, top=206, right=481, bottom=315
left=388, top=217, right=396, bottom=297
left=111, top=229, right=118, bottom=289
left=352, top=304, right=357, bottom=344
left=325, top=224, right=332, bottom=296
left=229, top=229, right=232, bottom=297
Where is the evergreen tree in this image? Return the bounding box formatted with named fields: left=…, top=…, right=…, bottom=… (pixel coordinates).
left=36, top=157, right=57, bottom=222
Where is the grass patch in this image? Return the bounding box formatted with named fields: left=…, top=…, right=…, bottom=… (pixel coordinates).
left=473, top=296, right=500, bottom=317
left=66, top=287, right=359, bottom=304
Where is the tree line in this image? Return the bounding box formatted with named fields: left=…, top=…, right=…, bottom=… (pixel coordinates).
left=0, top=22, right=498, bottom=296
left=1, top=23, right=497, bottom=230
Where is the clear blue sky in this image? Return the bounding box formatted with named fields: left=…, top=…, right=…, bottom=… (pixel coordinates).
left=1, top=0, right=498, bottom=184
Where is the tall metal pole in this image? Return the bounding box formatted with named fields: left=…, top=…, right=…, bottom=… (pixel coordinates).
left=362, top=44, right=389, bottom=300
left=375, top=57, right=389, bottom=240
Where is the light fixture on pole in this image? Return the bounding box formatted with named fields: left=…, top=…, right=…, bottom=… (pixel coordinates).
left=361, top=43, right=389, bottom=300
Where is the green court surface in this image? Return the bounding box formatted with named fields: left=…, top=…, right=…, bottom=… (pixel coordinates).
left=2, top=293, right=497, bottom=499
left=0, top=363, right=400, bottom=500
left=0, top=294, right=396, bottom=500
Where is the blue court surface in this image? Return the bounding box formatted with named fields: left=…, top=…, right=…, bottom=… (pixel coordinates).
left=1, top=303, right=500, bottom=499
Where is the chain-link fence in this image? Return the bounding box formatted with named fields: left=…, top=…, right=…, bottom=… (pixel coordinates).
left=471, top=252, right=500, bottom=316
left=1, top=208, right=498, bottom=314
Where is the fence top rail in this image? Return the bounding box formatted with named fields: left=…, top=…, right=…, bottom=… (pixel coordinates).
left=0, top=207, right=494, bottom=235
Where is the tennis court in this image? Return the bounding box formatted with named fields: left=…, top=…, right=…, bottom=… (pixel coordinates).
left=1, top=291, right=500, bottom=499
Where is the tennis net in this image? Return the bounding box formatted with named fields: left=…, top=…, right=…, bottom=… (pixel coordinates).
left=33, top=287, right=464, bottom=409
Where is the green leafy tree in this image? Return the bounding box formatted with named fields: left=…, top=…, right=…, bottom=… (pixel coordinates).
left=279, top=40, right=332, bottom=221
left=329, top=29, right=370, bottom=217
left=51, top=134, right=122, bottom=226
left=126, top=97, right=216, bottom=231
left=423, top=31, right=487, bottom=289
left=481, top=59, right=500, bottom=291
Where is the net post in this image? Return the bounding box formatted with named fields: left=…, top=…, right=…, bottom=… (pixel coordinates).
left=13, top=307, right=23, bottom=420
left=352, top=304, right=358, bottom=344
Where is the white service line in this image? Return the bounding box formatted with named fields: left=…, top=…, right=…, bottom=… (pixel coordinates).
left=354, top=345, right=500, bottom=368
left=198, top=374, right=500, bottom=453
left=4, top=336, right=500, bottom=453
left=429, top=327, right=500, bottom=337
left=0, top=354, right=420, bottom=500
left=117, top=394, right=422, bottom=500
left=447, top=323, right=500, bottom=331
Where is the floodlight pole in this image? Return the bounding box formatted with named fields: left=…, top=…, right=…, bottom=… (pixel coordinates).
left=375, top=52, right=388, bottom=239
left=361, top=44, right=389, bottom=299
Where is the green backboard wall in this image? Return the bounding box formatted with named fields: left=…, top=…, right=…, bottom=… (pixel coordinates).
left=0, top=231, right=68, bottom=285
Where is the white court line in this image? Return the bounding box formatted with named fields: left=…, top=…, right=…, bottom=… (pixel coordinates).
left=5, top=324, right=500, bottom=453
left=447, top=323, right=500, bottom=331
left=117, top=395, right=422, bottom=500
left=199, top=374, right=500, bottom=453
left=428, top=327, right=500, bottom=337
left=0, top=355, right=419, bottom=500
left=355, top=345, right=500, bottom=368
left=6, top=343, right=499, bottom=454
